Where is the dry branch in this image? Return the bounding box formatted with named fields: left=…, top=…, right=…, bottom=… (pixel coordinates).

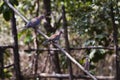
left=24, top=73, right=114, bottom=80
left=4, top=64, right=14, bottom=68
left=0, top=45, right=13, bottom=49
left=24, top=46, right=116, bottom=52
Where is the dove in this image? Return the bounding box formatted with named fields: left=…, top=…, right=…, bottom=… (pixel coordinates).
left=43, top=31, right=63, bottom=45
left=24, top=15, right=45, bottom=29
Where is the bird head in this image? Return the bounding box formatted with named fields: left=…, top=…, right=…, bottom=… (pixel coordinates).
left=59, top=30, right=63, bottom=34
left=40, top=15, right=45, bottom=19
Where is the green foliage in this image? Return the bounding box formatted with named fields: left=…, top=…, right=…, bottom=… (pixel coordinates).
left=4, top=69, right=12, bottom=78
left=18, top=0, right=36, bottom=14
left=9, top=0, right=19, bottom=6
left=23, top=30, right=33, bottom=44
left=0, top=0, right=18, bottom=21
left=60, top=54, right=68, bottom=70
left=89, top=49, right=106, bottom=62
left=0, top=2, right=11, bottom=21
left=50, top=0, right=119, bottom=69
left=0, top=2, right=3, bottom=14
left=55, top=0, right=119, bottom=68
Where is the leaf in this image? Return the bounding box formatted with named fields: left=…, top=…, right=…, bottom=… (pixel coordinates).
left=0, top=2, right=4, bottom=14
left=18, top=29, right=26, bottom=39
left=3, top=10, right=11, bottom=21
left=95, top=34, right=104, bottom=39
left=24, top=33, right=33, bottom=44
left=90, top=49, right=106, bottom=62
left=14, top=0, right=19, bottom=6
left=9, top=0, right=19, bottom=6
left=89, top=49, right=96, bottom=59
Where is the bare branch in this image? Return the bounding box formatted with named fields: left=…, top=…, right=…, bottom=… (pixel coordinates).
left=0, top=45, right=13, bottom=50
left=24, top=46, right=116, bottom=52
left=4, top=64, right=14, bottom=68
left=24, top=73, right=114, bottom=80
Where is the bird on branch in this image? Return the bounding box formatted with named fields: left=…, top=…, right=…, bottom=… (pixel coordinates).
left=43, top=31, right=63, bottom=45
left=23, top=15, right=46, bottom=29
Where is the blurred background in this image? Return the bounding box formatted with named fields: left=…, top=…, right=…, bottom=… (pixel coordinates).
left=0, top=0, right=120, bottom=80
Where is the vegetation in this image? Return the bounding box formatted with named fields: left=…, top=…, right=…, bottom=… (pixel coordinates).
left=0, top=0, right=119, bottom=80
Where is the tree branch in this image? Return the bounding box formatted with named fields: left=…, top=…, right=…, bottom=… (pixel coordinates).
left=24, top=46, right=116, bottom=52
left=24, top=73, right=114, bottom=80
left=62, top=5, right=73, bottom=80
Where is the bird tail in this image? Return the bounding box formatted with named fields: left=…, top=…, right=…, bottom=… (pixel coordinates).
left=42, top=39, right=50, bottom=45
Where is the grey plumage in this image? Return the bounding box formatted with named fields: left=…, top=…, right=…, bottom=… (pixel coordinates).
left=24, top=15, right=45, bottom=29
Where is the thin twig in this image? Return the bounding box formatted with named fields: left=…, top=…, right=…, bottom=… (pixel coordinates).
left=70, top=46, right=114, bottom=50
left=4, top=64, right=14, bottom=68
left=0, top=45, right=13, bottom=49
left=24, top=46, right=116, bottom=52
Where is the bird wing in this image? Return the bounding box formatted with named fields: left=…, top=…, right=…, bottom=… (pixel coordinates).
left=49, top=33, right=59, bottom=40
left=30, top=18, right=41, bottom=27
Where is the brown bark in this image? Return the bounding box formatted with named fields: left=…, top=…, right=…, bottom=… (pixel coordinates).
left=11, top=11, right=23, bottom=80
left=43, top=0, right=56, bottom=33
left=62, top=5, right=73, bottom=80
left=110, top=2, right=120, bottom=80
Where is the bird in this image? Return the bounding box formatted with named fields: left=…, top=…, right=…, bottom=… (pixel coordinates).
left=43, top=31, right=63, bottom=45
left=23, top=15, right=45, bottom=29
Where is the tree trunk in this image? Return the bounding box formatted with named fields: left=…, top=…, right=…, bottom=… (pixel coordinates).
left=43, top=1, right=62, bottom=80
left=11, top=11, right=22, bottom=80
left=110, top=2, right=119, bottom=80
left=43, top=0, right=56, bottom=33
left=0, top=47, right=4, bottom=80
left=34, top=0, right=40, bottom=79
left=62, top=5, right=73, bottom=80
